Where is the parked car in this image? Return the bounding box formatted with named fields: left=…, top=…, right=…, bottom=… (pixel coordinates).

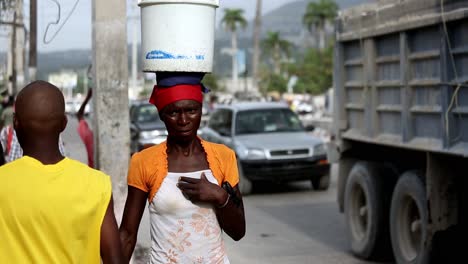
left=129, top=101, right=167, bottom=154
left=200, top=102, right=330, bottom=194
left=65, top=101, right=77, bottom=114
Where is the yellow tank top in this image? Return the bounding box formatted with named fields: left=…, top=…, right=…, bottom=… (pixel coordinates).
left=0, top=156, right=112, bottom=263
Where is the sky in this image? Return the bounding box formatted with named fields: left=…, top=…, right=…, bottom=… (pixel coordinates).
left=0, top=0, right=302, bottom=53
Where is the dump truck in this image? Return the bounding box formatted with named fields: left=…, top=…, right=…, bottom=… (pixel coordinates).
left=329, top=0, right=468, bottom=263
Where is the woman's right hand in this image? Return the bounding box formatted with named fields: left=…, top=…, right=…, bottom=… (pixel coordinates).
left=177, top=172, right=228, bottom=206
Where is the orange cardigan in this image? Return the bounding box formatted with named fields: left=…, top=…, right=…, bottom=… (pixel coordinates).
left=127, top=138, right=240, bottom=202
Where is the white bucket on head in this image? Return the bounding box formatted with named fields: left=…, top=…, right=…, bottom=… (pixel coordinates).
left=138, top=0, right=219, bottom=73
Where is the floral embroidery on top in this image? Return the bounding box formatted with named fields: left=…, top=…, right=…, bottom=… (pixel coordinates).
left=167, top=220, right=192, bottom=252
left=162, top=249, right=179, bottom=264
left=194, top=256, right=205, bottom=263
left=209, top=239, right=226, bottom=264
left=149, top=171, right=229, bottom=263
left=190, top=208, right=221, bottom=237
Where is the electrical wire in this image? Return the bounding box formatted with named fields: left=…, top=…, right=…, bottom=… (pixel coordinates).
left=440, top=0, right=466, bottom=144
left=43, top=0, right=80, bottom=44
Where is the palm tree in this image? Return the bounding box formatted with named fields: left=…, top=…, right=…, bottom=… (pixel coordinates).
left=221, top=9, right=247, bottom=91
left=302, top=0, right=338, bottom=49
left=252, top=0, right=262, bottom=91
left=261, top=31, right=291, bottom=75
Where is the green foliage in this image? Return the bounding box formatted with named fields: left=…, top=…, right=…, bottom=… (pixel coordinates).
left=221, top=9, right=247, bottom=32
left=258, top=66, right=288, bottom=94
left=203, top=73, right=220, bottom=92
left=75, top=72, right=85, bottom=95
left=288, top=44, right=334, bottom=95
left=261, top=31, right=291, bottom=56
left=139, top=88, right=152, bottom=99
left=261, top=31, right=292, bottom=75
left=302, top=0, right=338, bottom=33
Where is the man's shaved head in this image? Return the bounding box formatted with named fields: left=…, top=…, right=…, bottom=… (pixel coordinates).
left=15, top=81, right=67, bottom=144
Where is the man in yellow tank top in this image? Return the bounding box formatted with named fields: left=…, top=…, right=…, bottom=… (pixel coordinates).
left=0, top=81, right=123, bottom=263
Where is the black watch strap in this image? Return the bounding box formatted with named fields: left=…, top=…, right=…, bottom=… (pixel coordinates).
left=222, top=181, right=241, bottom=207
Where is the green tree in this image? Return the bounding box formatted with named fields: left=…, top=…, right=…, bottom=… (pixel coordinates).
left=289, top=44, right=334, bottom=95
left=203, top=73, right=220, bottom=92
left=302, top=0, right=338, bottom=49
left=261, top=31, right=292, bottom=75
left=221, top=8, right=247, bottom=90
left=258, top=65, right=288, bottom=94
left=139, top=88, right=152, bottom=99
left=75, top=72, right=85, bottom=95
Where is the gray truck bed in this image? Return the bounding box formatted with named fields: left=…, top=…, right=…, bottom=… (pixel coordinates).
left=334, top=0, right=468, bottom=157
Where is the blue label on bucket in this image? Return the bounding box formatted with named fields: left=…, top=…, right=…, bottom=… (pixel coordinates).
left=146, top=50, right=205, bottom=60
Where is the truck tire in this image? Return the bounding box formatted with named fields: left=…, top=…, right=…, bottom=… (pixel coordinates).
left=344, top=162, right=391, bottom=259
left=311, top=173, right=330, bottom=191
left=237, top=160, right=252, bottom=195
left=390, top=171, right=429, bottom=264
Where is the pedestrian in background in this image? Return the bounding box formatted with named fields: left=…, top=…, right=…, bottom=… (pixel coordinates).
left=119, top=73, right=246, bottom=263
left=0, top=80, right=123, bottom=263
left=0, top=94, right=15, bottom=128
left=76, top=87, right=94, bottom=168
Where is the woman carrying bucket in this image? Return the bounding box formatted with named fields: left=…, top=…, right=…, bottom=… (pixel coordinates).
left=119, top=1, right=245, bottom=262
left=119, top=72, right=246, bottom=263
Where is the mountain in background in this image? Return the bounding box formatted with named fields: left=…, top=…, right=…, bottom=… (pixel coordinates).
left=37, top=49, right=92, bottom=80
left=2, top=0, right=371, bottom=81
left=214, top=0, right=369, bottom=76
left=216, top=0, right=369, bottom=40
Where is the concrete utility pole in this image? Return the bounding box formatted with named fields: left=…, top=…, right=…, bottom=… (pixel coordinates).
left=252, top=0, right=262, bottom=91
left=131, top=15, right=138, bottom=99
left=92, top=0, right=130, bottom=208
left=10, top=11, right=17, bottom=95
left=7, top=0, right=26, bottom=95
left=29, top=0, right=37, bottom=81
left=14, top=0, right=25, bottom=93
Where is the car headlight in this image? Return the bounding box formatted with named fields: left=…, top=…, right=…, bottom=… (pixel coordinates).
left=140, top=130, right=162, bottom=139
left=236, top=144, right=266, bottom=160
left=246, top=148, right=266, bottom=160
left=313, top=144, right=326, bottom=156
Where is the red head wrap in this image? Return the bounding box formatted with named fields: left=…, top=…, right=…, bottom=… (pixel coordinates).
left=149, top=84, right=203, bottom=111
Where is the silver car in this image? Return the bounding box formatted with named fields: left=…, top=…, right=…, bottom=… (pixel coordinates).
left=200, top=102, right=330, bottom=194
left=129, top=101, right=168, bottom=154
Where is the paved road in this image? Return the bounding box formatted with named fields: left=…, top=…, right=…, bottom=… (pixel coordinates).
left=62, top=118, right=382, bottom=264
left=223, top=172, right=381, bottom=264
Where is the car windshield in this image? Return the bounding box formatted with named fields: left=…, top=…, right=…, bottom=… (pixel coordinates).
left=134, top=104, right=163, bottom=123
left=235, top=108, right=305, bottom=135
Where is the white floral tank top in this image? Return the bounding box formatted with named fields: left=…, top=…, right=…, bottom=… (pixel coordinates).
left=148, top=169, right=230, bottom=264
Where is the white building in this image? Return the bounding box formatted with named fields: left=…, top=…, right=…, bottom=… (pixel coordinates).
left=220, top=77, right=257, bottom=94
left=48, top=71, right=78, bottom=100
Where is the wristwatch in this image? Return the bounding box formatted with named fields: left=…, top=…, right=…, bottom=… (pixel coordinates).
left=221, top=181, right=241, bottom=207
